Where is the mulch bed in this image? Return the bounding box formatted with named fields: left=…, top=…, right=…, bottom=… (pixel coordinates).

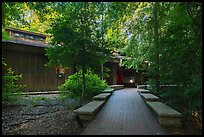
left=2, top=94, right=89, bottom=135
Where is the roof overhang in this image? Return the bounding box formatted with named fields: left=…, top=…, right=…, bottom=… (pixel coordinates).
left=2, top=39, right=51, bottom=48
left=6, top=27, right=50, bottom=38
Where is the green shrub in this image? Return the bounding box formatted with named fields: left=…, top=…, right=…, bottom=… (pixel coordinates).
left=148, top=74, right=202, bottom=123
left=2, top=59, right=26, bottom=101
left=58, top=69, right=108, bottom=99
left=102, top=66, right=111, bottom=79
left=2, top=28, right=12, bottom=40
left=184, top=74, right=202, bottom=122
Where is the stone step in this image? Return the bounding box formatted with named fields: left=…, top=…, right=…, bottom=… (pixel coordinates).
left=137, top=85, right=146, bottom=89
left=101, top=88, right=114, bottom=94
left=146, top=101, right=182, bottom=127
left=137, top=89, right=150, bottom=94
left=109, top=85, right=124, bottom=90
left=74, top=100, right=105, bottom=121
left=140, top=93, right=160, bottom=102
left=93, top=93, right=111, bottom=101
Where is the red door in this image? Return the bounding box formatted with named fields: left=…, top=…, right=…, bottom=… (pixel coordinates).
left=116, top=72, right=124, bottom=84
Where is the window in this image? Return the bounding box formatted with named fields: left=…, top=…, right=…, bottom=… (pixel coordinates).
left=14, top=33, right=20, bottom=37
left=14, top=32, right=25, bottom=38
left=12, top=31, right=46, bottom=42
left=24, top=35, right=30, bottom=39
left=29, top=36, right=34, bottom=39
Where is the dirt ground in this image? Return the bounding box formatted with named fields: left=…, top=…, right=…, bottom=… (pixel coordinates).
left=2, top=94, right=202, bottom=135
left=2, top=94, right=89, bottom=135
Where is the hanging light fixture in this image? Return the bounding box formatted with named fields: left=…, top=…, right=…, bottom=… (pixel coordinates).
left=55, top=65, right=65, bottom=78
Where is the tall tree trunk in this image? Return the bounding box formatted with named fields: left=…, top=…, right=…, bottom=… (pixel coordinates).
left=81, top=63, right=86, bottom=106
left=79, top=2, right=87, bottom=106
left=153, top=2, right=160, bottom=92
left=101, top=13, right=104, bottom=80
left=80, top=2, right=90, bottom=106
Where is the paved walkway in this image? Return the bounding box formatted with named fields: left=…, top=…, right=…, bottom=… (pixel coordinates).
left=81, top=88, right=166, bottom=135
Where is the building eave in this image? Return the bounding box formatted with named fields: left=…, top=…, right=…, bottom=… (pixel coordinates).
left=6, top=27, right=50, bottom=38
left=2, top=39, right=52, bottom=48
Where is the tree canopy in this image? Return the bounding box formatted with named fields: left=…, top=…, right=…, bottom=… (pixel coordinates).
left=108, top=2, right=202, bottom=121
left=45, top=2, right=111, bottom=105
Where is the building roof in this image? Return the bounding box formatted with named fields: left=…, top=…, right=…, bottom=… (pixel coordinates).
left=6, top=27, right=50, bottom=38
left=3, top=27, right=52, bottom=48
left=3, top=28, right=125, bottom=64
left=2, top=39, right=52, bottom=48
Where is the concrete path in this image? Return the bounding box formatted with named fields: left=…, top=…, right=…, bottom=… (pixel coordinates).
left=81, top=88, right=166, bottom=135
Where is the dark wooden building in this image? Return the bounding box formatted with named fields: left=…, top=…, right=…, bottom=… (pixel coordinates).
left=2, top=27, right=73, bottom=91
left=2, top=27, right=146, bottom=92
left=103, top=52, right=147, bottom=87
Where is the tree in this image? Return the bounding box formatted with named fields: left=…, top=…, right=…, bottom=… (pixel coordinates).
left=2, top=59, right=26, bottom=101
left=45, top=2, right=110, bottom=105
left=115, top=2, right=202, bottom=121
left=2, top=2, right=58, bottom=34
left=2, top=2, right=23, bottom=28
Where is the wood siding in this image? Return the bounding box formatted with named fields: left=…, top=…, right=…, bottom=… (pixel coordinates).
left=2, top=42, right=73, bottom=92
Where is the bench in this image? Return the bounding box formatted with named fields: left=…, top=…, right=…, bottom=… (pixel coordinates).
left=140, top=93, right=160, bottom=102
left=93, top=93, right=111, bottom=101
left=74, top=100, right=105, bottom=121
left=109, top=85, right=124, bottom=90
left=146, top=101, right=182, bottom=127
left=137, top=84, right=151, bottom=89
left=101, top=88, right=114, bottom=94
left=137, top=85, right=146, bottom=89
left=137, top=89, right=151, bottom=94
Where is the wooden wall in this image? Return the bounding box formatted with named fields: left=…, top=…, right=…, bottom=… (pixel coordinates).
left=2, top=41, right=147, bottom=92
left=2, top=42, right=73, bottom=92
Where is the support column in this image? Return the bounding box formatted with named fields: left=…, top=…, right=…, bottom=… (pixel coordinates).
left=141, top=73, right=144, bottom=84
left=112, top=63, right=117, bottom=85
